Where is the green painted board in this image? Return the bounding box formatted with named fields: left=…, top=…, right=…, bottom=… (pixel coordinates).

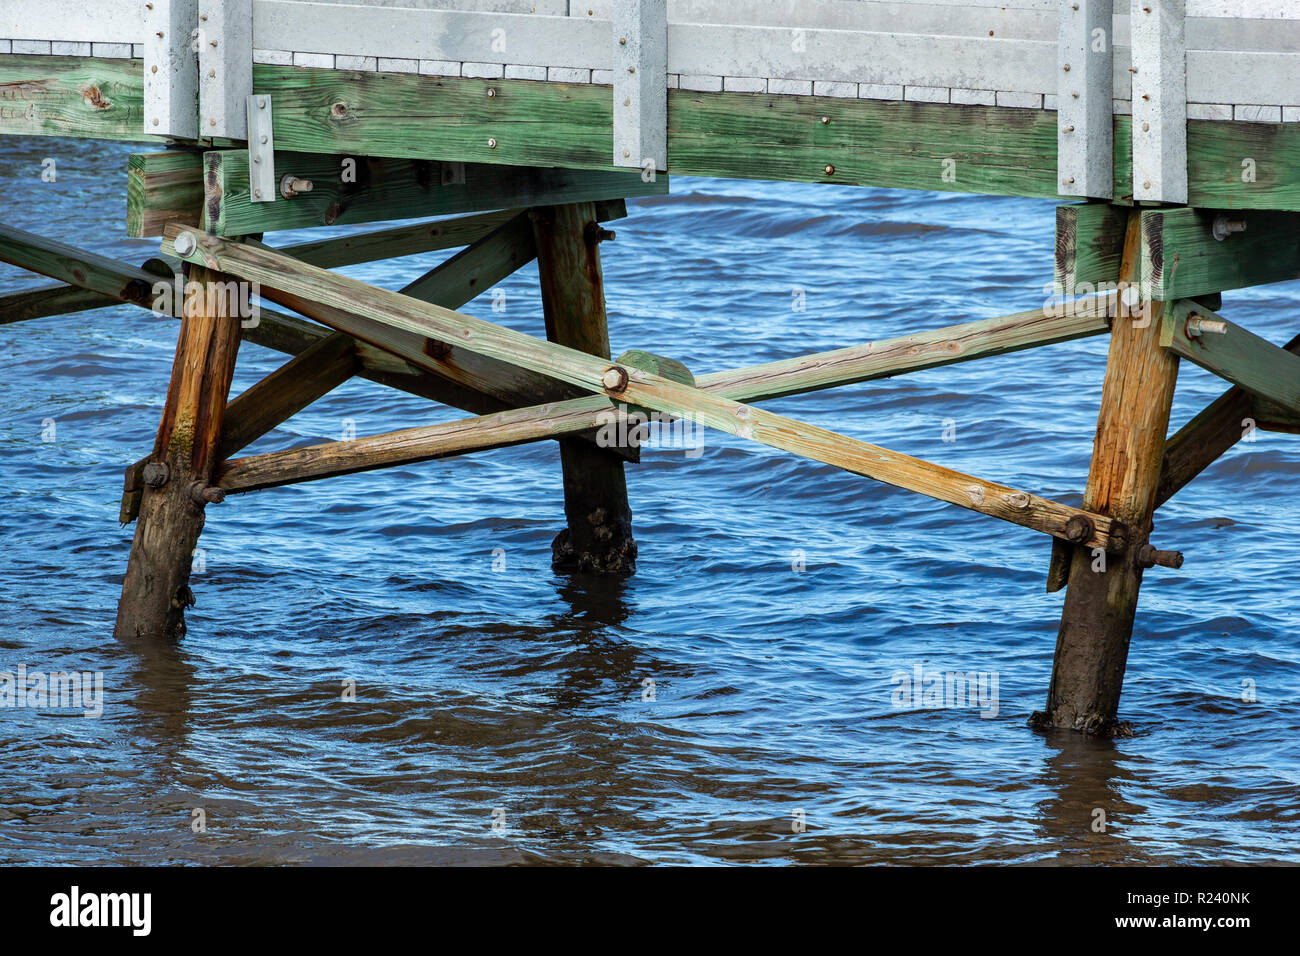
left=1054, top=202, right=1128, bottom=293
left=1141, top=208, right=1300, bottom=300
left=206, top=149, right=666, bottom=236
left=0, top=55, right=167, bottom=143
left=1161, top=300, right=1300, bottom=414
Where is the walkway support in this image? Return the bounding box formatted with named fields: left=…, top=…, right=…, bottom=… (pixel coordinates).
left=532, top=202, right=637, bottom=574
left=1036, top=212, right=1181, bottom=735
left=114, top=264, right=244, bottom=641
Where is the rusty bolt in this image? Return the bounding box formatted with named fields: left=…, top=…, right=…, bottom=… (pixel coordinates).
left=189, top=481, right=226, bottom=505
left=142, top=462, right=170, bottom=488
left=601, top=365, right=629, bottom=394
left=1212, top=215, right=1247, bottom=241
left=824, top=164, right=835, bottom=176
left=1137, top=544, right=1183, bottom=570
left=1063, top=514, right=1094, bottom=544
left=584, top=221, right=616, bottom=244
left=280, top=175, right=314, bottom=199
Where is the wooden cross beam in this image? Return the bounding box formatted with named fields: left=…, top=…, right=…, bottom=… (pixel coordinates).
left=0, top=282, right=119, bottom=325
left=1155, top=330, right=1300, bottom=507
left=1160, top=300, right=1300, bottom=414
left=203, top=149, right=665, bottom=237
left=214, top=302, right=1118, bottom=494
left=164, top=224, right=1122, bottom=552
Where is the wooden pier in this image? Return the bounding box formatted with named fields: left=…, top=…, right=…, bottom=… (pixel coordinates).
left=2, top=0, right=1298, bottom=735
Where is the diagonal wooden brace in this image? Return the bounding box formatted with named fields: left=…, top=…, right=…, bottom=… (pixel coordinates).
left=164, top=224, right=1123, bottom=553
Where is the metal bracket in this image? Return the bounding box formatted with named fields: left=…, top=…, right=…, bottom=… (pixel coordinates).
left=198, top=0, right=253, bottom=140
left=1131, top=0, right=1188, bottom=204
left=143, top=0, right=199, bottom=139
left=612, top=0, right=668, bottom=173
left=246, top=94, right=276, bottom=203
left=1057, top=0, right=1113, bottom=199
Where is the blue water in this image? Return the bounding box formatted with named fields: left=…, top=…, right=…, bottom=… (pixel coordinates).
left=2, top=137, right=1298, bottom=864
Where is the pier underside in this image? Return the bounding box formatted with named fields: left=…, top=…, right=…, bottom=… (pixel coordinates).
left=2, top=34, right=1299, bottom=734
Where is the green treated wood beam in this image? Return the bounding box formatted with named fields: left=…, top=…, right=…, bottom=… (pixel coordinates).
left=1160, top=301, right=1300, bottom=415
left=0, top=282, right=118, bottom=324
left=1254, top=397, right=1300, bottom=434
left=164, top=223, right=1123, bottom=552
left=250, top=64, right=1300, bottom=211
left=3, top=56, right=1299, bottom=210
left=1156, top=330, right=1300, bottom=507
left=204, top=148, right=663, bottom=236
left=127, top=151, right=205, bottom=237
left=0, top=55, right=167, bottom=143
left=1054, top=202, right=1128, bottom=293
left=1140, top=208, right=1300, bottom=301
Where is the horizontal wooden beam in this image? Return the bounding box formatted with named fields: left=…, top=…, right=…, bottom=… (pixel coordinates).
left=1054, top=202, right=1127, bottom=293
left=3, top=55, right=1300, bottom=210
left=249, top=63, right=1300, bottom=211
left=127, top=150, right=204, bottom=238
left=1156, top=328, right=1300, bottom=507
left=167, top=224, right=1122, bottom=551
left=0, top=223, right=160, bottom=305
left=204, top=148, right=663, bottom=236
left=0, top=55, right=167, bottom=143
left=0, top=282, right=118, bottom=324
left=1141, top=208, right=1300, bottom=301
left=216, top=395, right=613, bottom=493
left=1160, top=301, right=1300, bottom=414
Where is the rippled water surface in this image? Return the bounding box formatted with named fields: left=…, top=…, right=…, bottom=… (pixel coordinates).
left=2, top=137, right=1298, bottom=865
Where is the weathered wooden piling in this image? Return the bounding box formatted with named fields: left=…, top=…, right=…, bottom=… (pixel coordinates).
left=1035, top=213, right=1181, bottom=736
left=114, top=265, right=243, bottom=642
left=531, top=202, right=636, bottom=574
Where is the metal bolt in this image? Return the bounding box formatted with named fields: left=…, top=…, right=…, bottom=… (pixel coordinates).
left=1143, top=180, right=1151, bottom=189
left=1212, top=215, right=1247, bottom=241
left=142, top=462, right=169, bottom=488
left=1063, top=125, right=1075, bottom=132
left=824, top=164, right=835, bottom=175
left=259, top=98, right=267, bottom=109
left=601, top=366, right=629, bottom=393
left=1142, top=121, right=1150, bottom=131
left=173, top=231, right=197, bottom=256
left=585, top=221, right=615, bottom=244
left=254, top=189, right=262, bottom=198
left=820, top=115, right=830, bottom=124
left=488, top=137, right=497, bottom=148
left=1064, top=514, right=1094, bottom=544
left=280, top=175, right=314, bottom=199
left=1186, top=313, right=1228, bottom=338
left=189, top=481, right=225, bottom=505
left=1137, top=544, right=1183, bottom=570
left=1063, top=63, right=1070, bottom=72
left=619, top=37, right=627, bottom=45
left=486, top=88, right=496, bottom=97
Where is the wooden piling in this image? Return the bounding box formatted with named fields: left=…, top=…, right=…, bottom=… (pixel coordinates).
left=114, top=264, right=243, bottom=641
left=1035, top=212, right=1181, bottom=735
left=530, top=203, right=636, bottom=574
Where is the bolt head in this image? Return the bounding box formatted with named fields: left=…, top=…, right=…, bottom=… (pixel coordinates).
left=173, top=232, right=197, bottom=256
